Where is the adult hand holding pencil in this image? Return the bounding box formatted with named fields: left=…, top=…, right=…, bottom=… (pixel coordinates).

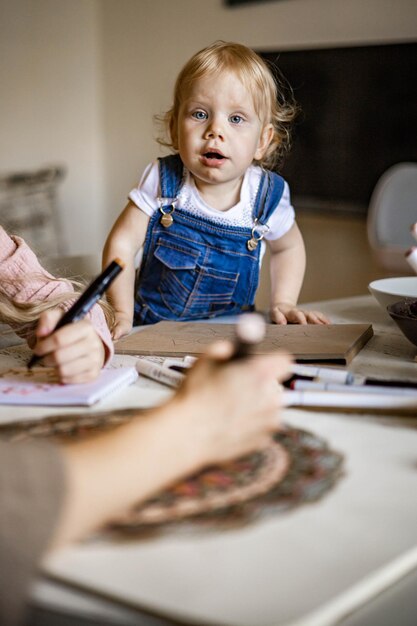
left=27, top=259, right=125, bottom=370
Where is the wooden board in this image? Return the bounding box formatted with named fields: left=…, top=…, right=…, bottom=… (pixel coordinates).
left=115, top=322, right=373, bottom=364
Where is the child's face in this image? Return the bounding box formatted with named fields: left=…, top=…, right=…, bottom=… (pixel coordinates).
left=176, top=71, right=273, bottom=195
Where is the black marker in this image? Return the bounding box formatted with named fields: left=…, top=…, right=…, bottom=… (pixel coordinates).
left=230, top=313, right=266, bottom=360
left=27, top=258, right=125, bottom=369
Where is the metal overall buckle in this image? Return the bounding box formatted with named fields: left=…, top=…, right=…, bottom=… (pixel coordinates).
left=247, top=219, right=267, bottom=251
left=158, top=198, right=176, bottom=228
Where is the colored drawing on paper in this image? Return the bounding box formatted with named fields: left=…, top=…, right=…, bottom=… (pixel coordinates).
left=0, top=367, right=61, bottom=397
left=0, top=343, right=32, bottom=367
left=0, top=407, right=141, bottom=442
left=111, top=427, right=344, bottom=533
left=0, top=410, right=344, bottom=533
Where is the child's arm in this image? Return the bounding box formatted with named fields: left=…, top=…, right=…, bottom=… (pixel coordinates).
left=268, top=223, right=330, bottom=325
left=102, top=202, right=150, bottom=339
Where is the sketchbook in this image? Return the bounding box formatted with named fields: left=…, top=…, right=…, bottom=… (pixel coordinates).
left=115, top=322, right=373, bottom=364
left=0, top=366, right=138, bottom=406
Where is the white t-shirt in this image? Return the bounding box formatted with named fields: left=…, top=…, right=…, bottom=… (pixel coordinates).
left=129, top=161, right=295, bottom=242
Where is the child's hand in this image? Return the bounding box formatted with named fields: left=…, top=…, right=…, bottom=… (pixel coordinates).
left=112, top=313, right=133, bottom=340
left=271, top=303, right=330, bottom=325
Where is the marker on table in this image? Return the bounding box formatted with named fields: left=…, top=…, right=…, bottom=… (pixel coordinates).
left=287, top=364, right=417, bottom=390
left=282, top=389, right=417, bottom=411
left=290, top=364, right=359, bottom=385
left=290, top=379, right=417, bottom=397
left=136, top=359, right=185, bottom=388
left=27, top=258, right=125, bottom=369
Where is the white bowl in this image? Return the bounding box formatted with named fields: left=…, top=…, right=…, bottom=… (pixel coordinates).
left=368, top=277, right=417, bottom=310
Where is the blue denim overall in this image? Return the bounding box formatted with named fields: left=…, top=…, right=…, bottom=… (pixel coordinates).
left=133, top=154, right=284, bottom=325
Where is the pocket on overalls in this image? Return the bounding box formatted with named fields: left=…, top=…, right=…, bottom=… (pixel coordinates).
left=191, top=266, right=240, bottom=316
left=154, top=240, right=200, bottom=316
left=153, top=238, right=239, bottom=318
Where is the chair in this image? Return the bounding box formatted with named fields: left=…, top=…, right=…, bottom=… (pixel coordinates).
left=0, top=166, right=66, bottom=256
left=367, top=162, right=417, bottom=273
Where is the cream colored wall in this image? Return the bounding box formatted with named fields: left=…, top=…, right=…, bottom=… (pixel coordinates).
left=1, top=0, right=416, bottom=257
left=0, top=0, right=104, bottom=254
left=255, top=211, right=392, bottom=308
left=99, top=0, right=417, bottom=241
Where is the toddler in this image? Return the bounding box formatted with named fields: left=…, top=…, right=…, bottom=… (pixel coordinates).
left=103, top=41, right=329, bottom=338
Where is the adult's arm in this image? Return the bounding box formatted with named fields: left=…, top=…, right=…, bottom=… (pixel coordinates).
left=0, top=344, right=291, bottom=624
left=0, top=439, right=64, bottom=626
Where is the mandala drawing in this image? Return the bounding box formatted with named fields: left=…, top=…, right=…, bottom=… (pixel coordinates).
left=111, top=427, right=344, bottom=533
left=0, top=408, right=344, bottom=533
left=114, top=441, right=290, bottom=526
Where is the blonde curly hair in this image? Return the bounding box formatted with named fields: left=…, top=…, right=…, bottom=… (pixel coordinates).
left=0, top=276, right=115, bottom=342
left=155, top=41, right=298, bottom=170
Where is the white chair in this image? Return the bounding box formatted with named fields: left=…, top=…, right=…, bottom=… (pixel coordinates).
left=367, top=162, right=417, bottom=273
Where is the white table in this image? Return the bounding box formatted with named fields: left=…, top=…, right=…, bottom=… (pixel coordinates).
left=1, top=296, right=417, bottom=626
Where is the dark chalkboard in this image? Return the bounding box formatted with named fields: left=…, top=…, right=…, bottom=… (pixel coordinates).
left=260, top=43, right=417, bottom=213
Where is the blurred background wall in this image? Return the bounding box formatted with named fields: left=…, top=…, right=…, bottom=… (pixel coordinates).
left=0, top=0, right=104, bottom=253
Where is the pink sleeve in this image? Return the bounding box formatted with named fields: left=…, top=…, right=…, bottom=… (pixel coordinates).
left=0, top=227, right=114, bottom=365
left=0, top=228, right=71, bottom=302
left=85, top=307, right=114, bottom=365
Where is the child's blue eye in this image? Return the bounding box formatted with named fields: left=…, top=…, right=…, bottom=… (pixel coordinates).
left=192, top=111, right=208, bottom=120
left=230, top=115, right=244, bottom=124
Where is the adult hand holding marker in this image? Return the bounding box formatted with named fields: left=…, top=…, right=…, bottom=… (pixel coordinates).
left=27, top=259, right=124, bottom=369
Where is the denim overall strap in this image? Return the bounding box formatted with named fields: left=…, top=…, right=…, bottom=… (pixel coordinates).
left=253, top=169, right=285, bottom=226
left=245, top=169, right=285, bottom=249
left=158, top=154, right=184, bottom=201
